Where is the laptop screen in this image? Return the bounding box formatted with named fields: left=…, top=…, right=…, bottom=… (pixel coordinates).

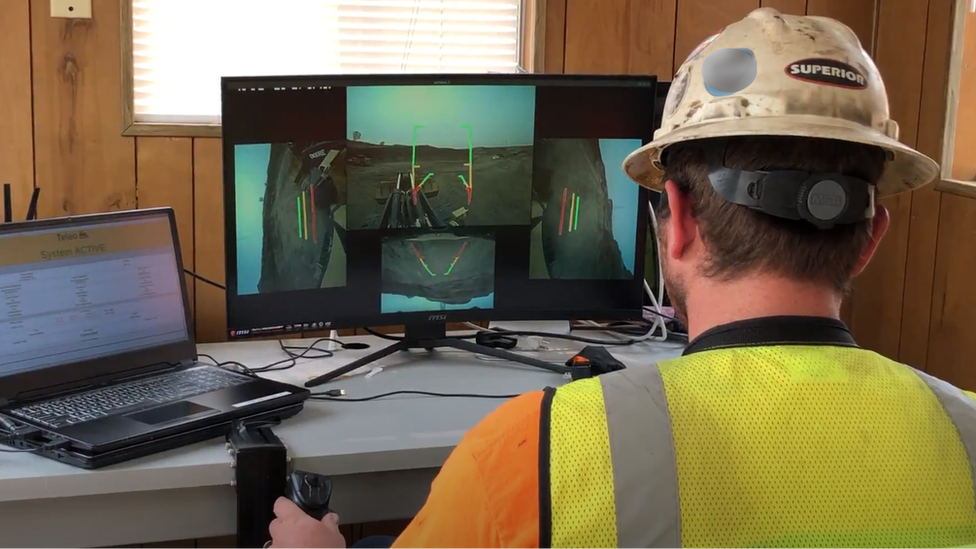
left=0, top=212, right=189, bottom=378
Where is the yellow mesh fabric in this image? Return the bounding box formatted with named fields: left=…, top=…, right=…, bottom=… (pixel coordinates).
left=548, top=379, right=618, bottom=548
left=658, top=345, right=976, bottom=548
left=966, top=390, right=976, bottom=406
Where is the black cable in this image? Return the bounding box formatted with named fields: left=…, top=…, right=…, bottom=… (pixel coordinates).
left=0, top=447, right=38, bottom=453
left=310, top=389, right=520, bottom=402
left=0, top=438, right=70, bottom=454
left=363, top=328, right=403, bottom=341
left=0, top=443, right=55, bottom=453
left=572, top=321, right=656, bottom=337
left=197, top=341, right=321, bottom=375
left=184, top=269, right=226, bottom=291
left=643, top=307, right=677, bottom=322
left=197, top=337, right=370, bottom=376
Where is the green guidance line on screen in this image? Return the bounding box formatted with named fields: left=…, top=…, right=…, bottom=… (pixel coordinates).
left=574, top=195, right=580, bottom=231
left=296, top=196, right=303, bottom=238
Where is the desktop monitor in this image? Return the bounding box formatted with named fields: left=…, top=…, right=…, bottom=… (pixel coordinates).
left=221, top=74, right=659, bottom=341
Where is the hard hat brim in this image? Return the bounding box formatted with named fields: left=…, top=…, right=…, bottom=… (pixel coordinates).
left=623, top=115, right=940, bottom=198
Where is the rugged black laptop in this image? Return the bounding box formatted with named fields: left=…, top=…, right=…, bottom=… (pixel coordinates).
left=0, top=207, right=309, bottom=468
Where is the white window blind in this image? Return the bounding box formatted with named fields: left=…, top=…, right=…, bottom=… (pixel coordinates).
left=131, top=0, right=523, bottom=125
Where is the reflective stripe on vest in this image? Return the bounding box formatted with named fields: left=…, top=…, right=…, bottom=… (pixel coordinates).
left=912, top=368, right=976, bottom=515
left=544, top=368, right=680, bottom=547
left=542, top=347, right=976, bottom=548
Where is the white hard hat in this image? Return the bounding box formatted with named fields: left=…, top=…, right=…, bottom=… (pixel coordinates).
left=623, top=7, right=939, bottom=198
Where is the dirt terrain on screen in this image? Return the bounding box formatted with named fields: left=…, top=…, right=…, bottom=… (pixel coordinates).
left=346, top=141, right=532, bottom=229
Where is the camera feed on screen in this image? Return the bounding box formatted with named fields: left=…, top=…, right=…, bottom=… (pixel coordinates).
left=380, top=232, right=496, bottom=314
left=530, top=138, right=641, bottom=280
left=234, top=142, right=347, bottom=296
left=345, top=85, right=535, bottom=230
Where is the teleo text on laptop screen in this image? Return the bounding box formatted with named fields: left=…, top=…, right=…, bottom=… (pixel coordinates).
left=0, top=213, right=189, bottom=378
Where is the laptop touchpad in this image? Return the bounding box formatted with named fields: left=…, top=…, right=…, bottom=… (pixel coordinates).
left=126, top=401, right=217, bottom=425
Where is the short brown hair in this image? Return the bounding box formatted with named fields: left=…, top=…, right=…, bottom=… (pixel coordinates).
left=658, top=136, right=886, bottom=293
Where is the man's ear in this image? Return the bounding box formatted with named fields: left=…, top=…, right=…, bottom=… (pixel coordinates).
left=663, top=180, right=695, bottom=260
left=852, top=203, right=890, bottom=277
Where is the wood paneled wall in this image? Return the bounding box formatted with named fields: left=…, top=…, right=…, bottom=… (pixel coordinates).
left=1, top=0, right=973, bottom=390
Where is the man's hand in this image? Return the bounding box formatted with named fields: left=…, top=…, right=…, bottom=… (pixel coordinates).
left=269, top=497, right=346, bottom=548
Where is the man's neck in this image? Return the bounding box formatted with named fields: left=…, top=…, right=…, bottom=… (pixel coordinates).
left=683, top=277, right=843, bottom=341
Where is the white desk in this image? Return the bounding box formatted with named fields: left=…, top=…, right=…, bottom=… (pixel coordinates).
left=0, top=334, right=684, bottom=547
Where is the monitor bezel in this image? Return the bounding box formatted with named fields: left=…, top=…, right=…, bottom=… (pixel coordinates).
left=220, top=73, right=659, bottom=338
left=0, top=207, right=197, bottom=402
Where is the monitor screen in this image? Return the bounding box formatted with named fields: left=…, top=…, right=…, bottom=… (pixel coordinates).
left=222, top=74, right=657, bottom=339
left=0, top=212, right=190, bottom=379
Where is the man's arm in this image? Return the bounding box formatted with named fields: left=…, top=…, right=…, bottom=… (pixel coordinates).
left=393, top=391, right=544, bottom=548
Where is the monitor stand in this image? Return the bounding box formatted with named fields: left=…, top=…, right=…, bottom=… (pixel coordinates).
left=303, top=322, right=568, bottom=388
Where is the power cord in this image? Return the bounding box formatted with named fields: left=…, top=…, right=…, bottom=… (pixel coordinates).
left=0, top=439, right=70, bottom=453
left=310, top=389, right=520, bottom=402
left=198, top=337, right=370, bottom=376
left=573, top=320, right=659, bottom=337
left=184, top=269, right=226, bottom=291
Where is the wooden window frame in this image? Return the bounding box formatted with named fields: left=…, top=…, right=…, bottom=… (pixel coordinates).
left=119, top=0, right=547, bottom=138
left=938, top=0, right=976, bottom=199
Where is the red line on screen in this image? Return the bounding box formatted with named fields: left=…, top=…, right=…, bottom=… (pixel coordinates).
left=558, top=187, right=568, bottom=235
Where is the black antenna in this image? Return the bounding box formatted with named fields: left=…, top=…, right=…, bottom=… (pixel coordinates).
left=26, top=187, right=40, bottom=221
left=2, top=184, right=11, bottom=224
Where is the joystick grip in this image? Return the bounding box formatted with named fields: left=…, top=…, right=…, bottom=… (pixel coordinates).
left=284, top=470, right=333, bottom=521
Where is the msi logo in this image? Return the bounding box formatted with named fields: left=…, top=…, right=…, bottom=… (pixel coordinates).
left=428, top=314, right=448, bottom=321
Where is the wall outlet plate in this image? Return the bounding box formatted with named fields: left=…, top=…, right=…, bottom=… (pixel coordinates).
left=50, top=0, right=92, bottom=18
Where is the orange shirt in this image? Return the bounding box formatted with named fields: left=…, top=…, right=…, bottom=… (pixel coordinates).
left=392, top=391, right=544, bottom=548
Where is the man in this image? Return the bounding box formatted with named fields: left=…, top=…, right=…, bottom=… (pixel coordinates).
left=270, top=7, right=976, bottom=548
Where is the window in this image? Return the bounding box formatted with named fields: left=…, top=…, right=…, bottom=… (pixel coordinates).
left=122, top=0, right=538, bottom=136
left=940, top=0, right=976, bottom=198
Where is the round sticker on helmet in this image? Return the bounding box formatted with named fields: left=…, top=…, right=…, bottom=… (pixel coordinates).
left=702, top=48, right=757, bottom=97
left=665, top=68, right=690, bottom=119
left=684, top=32, right=719, bottom=65
left=785, top=58, right=868, bottom=89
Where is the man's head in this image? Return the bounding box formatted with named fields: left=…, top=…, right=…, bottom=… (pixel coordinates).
left=619, top=8, right=940, bottom=331
left=655, top=136, right=889, bottom=323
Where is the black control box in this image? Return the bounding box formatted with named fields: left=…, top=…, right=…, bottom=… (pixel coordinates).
left=227, top=421, right=289, bottom=548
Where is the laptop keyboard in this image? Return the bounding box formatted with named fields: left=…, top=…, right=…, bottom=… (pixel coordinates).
left=9, top=365, right=251, bottom=429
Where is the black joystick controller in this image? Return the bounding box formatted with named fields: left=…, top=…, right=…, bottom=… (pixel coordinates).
left=284, top=470, right=333, bottom=521
left=263, top=470, right=334, bottom=548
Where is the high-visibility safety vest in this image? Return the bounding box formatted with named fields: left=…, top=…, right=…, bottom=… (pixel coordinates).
left=539, top=317, right=976, bottom=548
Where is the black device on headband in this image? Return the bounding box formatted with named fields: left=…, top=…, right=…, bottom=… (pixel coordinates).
left=689, top=140, right=876, bottom=229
